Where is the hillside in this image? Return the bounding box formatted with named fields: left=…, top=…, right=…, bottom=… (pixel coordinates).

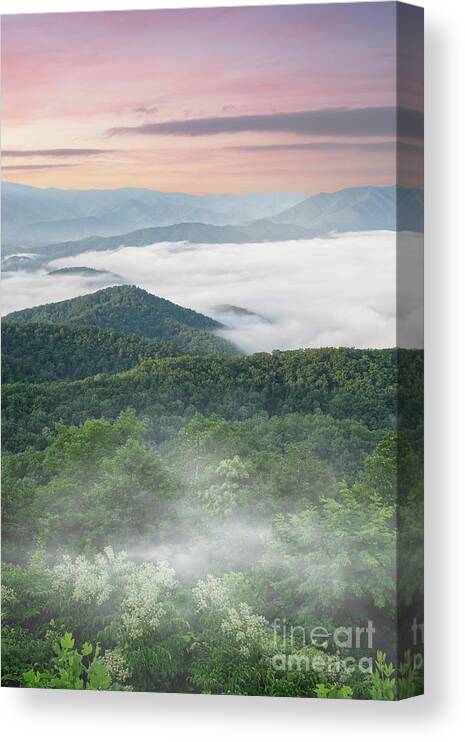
left=1, top=322, right=187, bottom=383
left=2, top=347, right=423, bottom=453
left=3, top=285, right=239, bottom=358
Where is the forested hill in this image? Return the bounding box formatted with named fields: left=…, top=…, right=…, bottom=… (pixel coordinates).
left=3, top=285, right=238, bottom=358
left=3, top=347, right=423, bottom=453
left=2, top=322, right=189, bottom=383
left=4, top=284, right=219, bottom=330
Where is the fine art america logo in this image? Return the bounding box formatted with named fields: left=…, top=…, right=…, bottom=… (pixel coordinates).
left=271, top=618, right=424, bottom=674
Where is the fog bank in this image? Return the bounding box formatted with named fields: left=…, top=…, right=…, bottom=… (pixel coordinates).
left=2, top=231, right=424, bottom=351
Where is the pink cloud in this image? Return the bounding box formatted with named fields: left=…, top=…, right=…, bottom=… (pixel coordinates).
left=0, top=4, right=409, bottom=192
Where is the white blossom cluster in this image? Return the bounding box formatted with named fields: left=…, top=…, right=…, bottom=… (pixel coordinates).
left=102, top=647, right=130, bottom=684
left=52, top=547, right=131, bottom=606
left=120, top=561, right=176, bottom=640
left=52, top=547, right=177, bottom=640
left=193, top=574, right=230, bottom=613
left=193, top=576, right=271, bottom=658
left=220, top=603, right=270, bottom=658
left=1, top=584, right=18, bottom=619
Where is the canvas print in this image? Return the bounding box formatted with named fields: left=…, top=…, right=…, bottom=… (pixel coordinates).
left=1, top=2, right=424, bottom=699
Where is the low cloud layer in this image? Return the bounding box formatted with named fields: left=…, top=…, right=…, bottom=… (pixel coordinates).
left=108, top=106, right=423, bottom=140
left=2, top=232, right=423, bottom=350
left=230, top=141, right=422, bottom=153
left=3, top=164, right=75, bottom=171
left=133, top=105, right=159, bottom=115
left=4, top=148, right=116, bottom=158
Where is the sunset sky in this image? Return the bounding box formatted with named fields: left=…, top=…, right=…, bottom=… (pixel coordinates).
left=1, top=3, right=423, bottom=194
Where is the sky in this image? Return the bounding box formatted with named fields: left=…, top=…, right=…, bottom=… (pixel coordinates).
left=1, top=3, right=423, bottom=194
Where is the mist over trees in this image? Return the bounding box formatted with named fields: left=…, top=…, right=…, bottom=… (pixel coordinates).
left=1, top=287, right=424, bottom=699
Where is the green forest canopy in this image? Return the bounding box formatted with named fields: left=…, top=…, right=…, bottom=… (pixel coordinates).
left=1, top=285, right=423, bottom=698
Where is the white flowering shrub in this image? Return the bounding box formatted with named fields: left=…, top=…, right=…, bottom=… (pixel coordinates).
left=190, top=574, right=274, bottom=694
left=102, top=647, right=130, bottom=684
left=220, top=603, right=271, bottom=658
left=120, top=561, right=176, bottom=640
left=29, top=548, right=185, bottom=691
left=51, top=548, right=177, bottom=637
left=193, top=574, right=230, bottom=613
left=53, top=551, right=115, bottom=607
left=1, top=584, right=18, bottom=619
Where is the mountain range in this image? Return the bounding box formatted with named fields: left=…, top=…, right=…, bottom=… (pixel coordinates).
left=2, top=182, right=306, bottom=247
left=3, top=183, right=423, bottom=252
left=270, top=185, right=424, bottom=233
left=2, top=184, right=423, bottom=270
left=16, top=220, right=312, bottom=264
